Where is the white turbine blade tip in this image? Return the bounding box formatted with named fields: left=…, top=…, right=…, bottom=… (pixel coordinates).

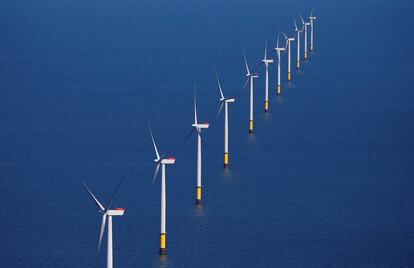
left=147, top=121, right=160, bottom=160
left=215, top=71, right=225, bottom=99
left=98, top=213, right=107, bottom=252
left=243, top=52, right=250, bottom=75
left=151, top=163, right=161, bottom=185
left=276, top=34, right=280, bottom=48
left=80, top=178, right=105, bottom=211
left=194, top=87, right=198, bottom=125
left=215, top=102, right=224, bottom=120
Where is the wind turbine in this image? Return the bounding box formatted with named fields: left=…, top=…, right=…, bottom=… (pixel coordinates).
left=262, top=40, right=273, bottom=112
left=300, top=15, right=311, bottom=60
left=215, top=71, right=236, bottom=168
left=275, top=33, right=286, bottom=96
left=243, top=52, right=259, bottom=133
left=148, top=122, right=176, bottom=255
left=80, top=177, right=125, bottom=268
left=309, top=10, right=317, bottom=51
left=282, top=31, right=295, bottom=82
left=293, top=17, right=303, bottom=69
left=191, top=86, right=209, bottom=205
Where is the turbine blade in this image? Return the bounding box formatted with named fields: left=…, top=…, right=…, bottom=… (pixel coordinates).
left=310, top=9, right=314, bottom=17
left=151, top=163, right=160, bottom=185
left=167, top=127, right=195, bottom=157
left=147, top=120, right=160, bottom=160
left=243, top=51, right=250, bottom=75
left=215, top=70, right=225, bottom=99
left=243, top=77, right=250, bottom=90
left=215, top=102, right=224, bottom=120
left=98, top=213, right=107, bottom=252
left=282, top=31, right=288, bottom=39
left=300, top=14, right=305, bottom=24
left=276, top=33, right=280, bottom=48
left=293, top=16, right=298, bottom=31
left=79, top=178, right=105, bottom=211
left=193, top=83, right=198, bottom=125
left=252, top=61, right=264, bottom=72
left=264, top=40, right=268, bottom=60
left=106, top=176, right=125, bottom=210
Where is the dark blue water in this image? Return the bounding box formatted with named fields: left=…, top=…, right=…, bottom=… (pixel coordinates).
left=1, top=0, right=414, bottom=267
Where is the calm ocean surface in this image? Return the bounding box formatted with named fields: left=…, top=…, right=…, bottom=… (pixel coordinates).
left=1, top=0, right=413, bottom=267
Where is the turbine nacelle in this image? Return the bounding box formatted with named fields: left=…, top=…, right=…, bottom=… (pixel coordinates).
left=161, top=157, right=176, bottom=165
left=309, top=16, right=317, bottom=20
left=154, top=157, right=176, bottom=165
left=192, top=123, right=210, bottom=129
left=98, top=209, right=125, bottom=216
left=107, top=208, right=125, bottom=216
left=221, top=97, right=235, bottom=103
left=262, top=59, right=274, bottom=64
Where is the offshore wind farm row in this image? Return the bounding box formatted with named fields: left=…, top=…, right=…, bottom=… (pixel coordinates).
left=80, top=10, right=317, bottom=268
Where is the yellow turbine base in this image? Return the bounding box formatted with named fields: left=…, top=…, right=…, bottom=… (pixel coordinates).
left=249, top=120, right=253, bottom=133
left=196, top=186, right=201, bottom=204
left=224, top=152, right=228, bottom=167
left=264, top=100, right=268, bottom=112
left=297, top=61, right=300, bottom=69
left=304, top=52, right=307, bottom=60
left=160, top=233, right=166, bottom=255
left=277, top=85, right=281, bottom=96
left=288, top=72, right=291, bottom=81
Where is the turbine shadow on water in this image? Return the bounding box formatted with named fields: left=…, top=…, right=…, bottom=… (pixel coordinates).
left=193, top=204, right=205, bottom=218
left=157, top=255, right=168, bottom=268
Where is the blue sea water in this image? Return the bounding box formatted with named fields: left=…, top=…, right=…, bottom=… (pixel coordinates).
left=0, top=0, right=413, bottom=267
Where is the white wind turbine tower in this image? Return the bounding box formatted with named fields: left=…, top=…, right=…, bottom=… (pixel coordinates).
left=191, top=87, right=209, bottom=205
left=309, top=10, right=317, bottom=51
left=262, top=40, right=273, bottom=112
left=215, top=71, right=236, bottom=168
left=300, top=15, right=311, bottom=60
left=243, top=52, right=259, bottom=133
left=293, top=17, right=303, bottom=69
left=80, top=177, right=125, bottom=268
left=275, top=33, right=286, bottom=96
left=148, top=122, right=176, bottom=255
left=282, top=31, right=295, bottom=82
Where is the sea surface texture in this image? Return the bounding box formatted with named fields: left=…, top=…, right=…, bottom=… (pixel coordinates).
left=0, top=0, right=413, bottom=267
